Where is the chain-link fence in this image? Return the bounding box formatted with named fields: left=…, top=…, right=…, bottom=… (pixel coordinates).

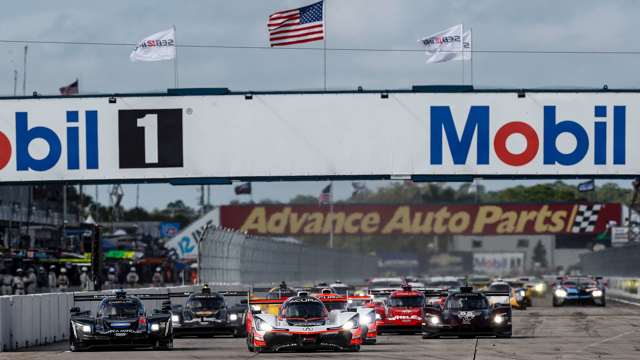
left=199, top=228, right=378, bottom=284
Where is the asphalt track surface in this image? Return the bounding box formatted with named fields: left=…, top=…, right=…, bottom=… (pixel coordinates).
left=7, top=296, right=640, bottom=360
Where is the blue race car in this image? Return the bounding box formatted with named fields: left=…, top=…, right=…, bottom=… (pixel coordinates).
left=552, top=277, right=606, bottom=307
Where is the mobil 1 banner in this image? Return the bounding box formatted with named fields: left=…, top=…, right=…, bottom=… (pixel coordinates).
left=0, top=91, right=638, bottom=182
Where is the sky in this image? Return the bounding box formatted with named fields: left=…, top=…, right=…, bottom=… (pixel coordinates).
left=0, top=0, right=638, bottom=210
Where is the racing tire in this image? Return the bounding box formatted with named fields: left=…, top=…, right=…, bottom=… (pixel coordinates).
left=422, top=333, right=439, bottom=339
left=364, top=339, right=377, bottom=345
left=344, top=345, right=360, bottom=352
left=497, top=332, right=512, bottom=338
left=232, top=327, right=246, bottom=338
left=599, top=298, right=607, bottom=307
left=552, top=298, right=560, bottom=307
left=69, top=330, right=86, bottom=352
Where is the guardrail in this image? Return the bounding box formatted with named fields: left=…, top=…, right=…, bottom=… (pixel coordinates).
left=579, top=244, right=640, bottom=277
left=200, top=228, right=379, bottom=284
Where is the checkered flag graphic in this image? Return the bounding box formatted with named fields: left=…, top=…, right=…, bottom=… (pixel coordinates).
left=571, top=204, right=602, bottom=233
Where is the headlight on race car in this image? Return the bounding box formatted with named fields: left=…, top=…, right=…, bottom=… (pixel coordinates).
left=361, top=314, right=372, bottom=325
left=375, top=313, right=381, bottom=320
left=592, top=290, right=603, bottom=297
left=256, top=319, right=273, bottom=332
left=150, top=323, right=160, bottom=332
left=171, top=315, right=180, bottom=324
left=428, top=316, right=440, bottom=325
left=518, top=290, right=526, bottom=297
left=555, top=289, right=567, bottom=298
left=81, top=325, right=91, bottom=333
left=229, top=313, right=238, bottom=321
left=493, top=314, right=505, bottom=324
left=535, top=283, right=545, bottom=293
left=342, top=320, right=355, bottom=330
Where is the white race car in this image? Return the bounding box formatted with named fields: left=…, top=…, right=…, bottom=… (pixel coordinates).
left=246, top=292, right=362, bottom=352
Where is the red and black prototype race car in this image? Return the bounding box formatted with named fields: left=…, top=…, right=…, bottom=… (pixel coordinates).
left=169, top=284, right=249, bottom=337
left=377, top=284, right=426, bottom=334
left=246, top=291, right=362, bottom=352
left=69, top=290, right=173, bottom=351
left=422, top=286, right=512, bottom=338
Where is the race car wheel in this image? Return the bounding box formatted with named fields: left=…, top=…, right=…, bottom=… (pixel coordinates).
left=232, top=327, right=246, bottom=338
left=552, top=298, right=560, bottom=307
left=422, top=333, right=439, bottom=339
left=69, top=332, right=86, bottom=352
left=497, top=331, right=512, bottom=338
left=364, top=339, right=377, bottom=345
left=599, top=298, right=607, bottom=307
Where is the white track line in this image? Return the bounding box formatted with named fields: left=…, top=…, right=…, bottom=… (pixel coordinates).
left=609, top=297, right=640, bottom=307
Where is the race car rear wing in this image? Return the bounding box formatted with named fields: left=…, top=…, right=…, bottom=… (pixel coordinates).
left=368, top=289, right=394, bottom=297
left=168, top=290, right=249, bottom=298
left=482, top=291, right=512, bottom=307
left=73, top=292, right=171, bottom=302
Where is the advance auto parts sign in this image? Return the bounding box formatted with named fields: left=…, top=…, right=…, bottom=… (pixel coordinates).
left=220, top=203, right=621, bottom=237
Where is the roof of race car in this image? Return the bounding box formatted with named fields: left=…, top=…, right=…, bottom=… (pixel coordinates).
left=283, top=295, right=325, bottom=305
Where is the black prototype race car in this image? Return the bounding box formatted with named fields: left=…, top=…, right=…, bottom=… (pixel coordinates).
left=69, top=290, right=173, bottom=351
left=422, top=287, right=512, bottom=338
left=170, top=285, right=248, bottom=338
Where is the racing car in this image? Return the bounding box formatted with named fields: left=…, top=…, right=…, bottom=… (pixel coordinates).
left=487, top=281, right=528, bottom=310
left=422, top=286, right=512, bottom=338
left=315, top=290, right=378, bottom=344
left=170, top=284, right=248, bottom=337
left=246, top=291, right=362, bottom=352
left=552, top=276, right=606, bottom=307
left=69, top=290, right=173, bottom=351
left=378, top=284, right=425, bottom=334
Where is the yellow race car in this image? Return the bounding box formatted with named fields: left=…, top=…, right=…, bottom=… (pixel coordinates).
left=486, top=281, right=528, bottom=310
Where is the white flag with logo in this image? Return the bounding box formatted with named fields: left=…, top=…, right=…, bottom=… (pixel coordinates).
left=418, top=24, right=464, bottom=63
left=130, top=28, right=176, bottom=62
left=463, top=30, right=472, bottom=61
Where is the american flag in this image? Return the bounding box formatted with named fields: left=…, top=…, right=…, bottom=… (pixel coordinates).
left=319, top=183, right=332, bottom=205
left=59, top=79, right=79, bottom=95
left=268, top=1, right=324, bottom=47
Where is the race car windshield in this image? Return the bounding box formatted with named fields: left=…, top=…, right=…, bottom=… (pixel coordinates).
left=488, top=284, right=511, bottom=292
left=562, top=281, right=577, bottom=287
left=100, top=301, right=143, bottom=319
left=348, top=299, right=370, bottom=307
left=332, top=287, right=350, bottom=295
left=446, top=296, right=488, bottom=311
left=188, top=297, right=224, bottom=310
left=387, top=296, right=425, bottom=307
left=323, top=302, right=347, bottom=311
left=282, top=301, right=327, bottom=318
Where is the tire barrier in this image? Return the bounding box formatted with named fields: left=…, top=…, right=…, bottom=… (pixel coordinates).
left=199, top=228, right=379, bottom=285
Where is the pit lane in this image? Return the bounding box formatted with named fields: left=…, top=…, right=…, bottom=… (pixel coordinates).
left=10, top=296, right=640, bottom=360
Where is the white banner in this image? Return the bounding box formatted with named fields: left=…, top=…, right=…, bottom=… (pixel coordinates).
left=0, top=91, right=636, bottom=182
left=419, top=24, right=464, bottom=63
left=130, top=28, right=176, bottom=62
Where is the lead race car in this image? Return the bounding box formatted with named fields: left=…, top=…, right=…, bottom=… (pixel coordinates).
left=69, top=289, right=173, bottom=351
left=422, top=286, right=512, bottom=338
left=169, top=284, right=248, bottom=337
left=246, top=291, right=362, bottom=352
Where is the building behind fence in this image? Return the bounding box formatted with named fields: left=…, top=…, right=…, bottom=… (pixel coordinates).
left=200, top=228, right=378, bottom=284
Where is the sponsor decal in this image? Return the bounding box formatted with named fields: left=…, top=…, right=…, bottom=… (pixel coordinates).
left=220, top=203, right=620, bottom=236
left=457, top=311, right=477, bottom=324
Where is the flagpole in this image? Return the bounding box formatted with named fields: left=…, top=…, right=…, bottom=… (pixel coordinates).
left=329, top=181, right=334, bottom=249
left=173, top=25, right=179, bottom=88
left=470, top=27, right=474, bottom=86
left=323, top=0, right=327, bottom=91
left=461, top=25, right=464, bottom=84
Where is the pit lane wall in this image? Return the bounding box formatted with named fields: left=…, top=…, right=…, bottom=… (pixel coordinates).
left=579, top=244, right=640, bottom=277
left=199, top=228, right=378, bottom=284
left=0, top=285, right=221, bottom=352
